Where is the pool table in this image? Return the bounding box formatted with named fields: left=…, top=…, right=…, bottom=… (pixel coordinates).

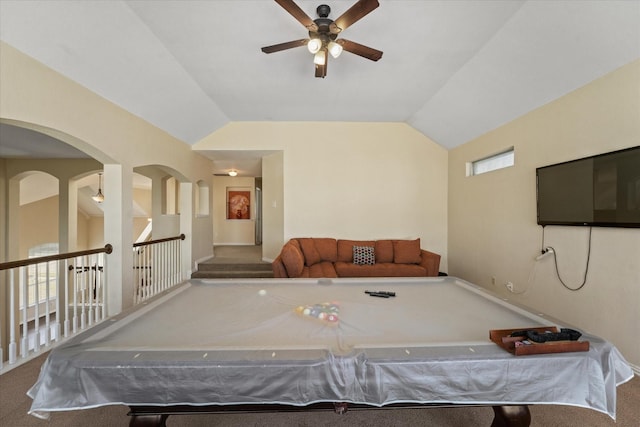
left=27, top=277, right=633, bottom=426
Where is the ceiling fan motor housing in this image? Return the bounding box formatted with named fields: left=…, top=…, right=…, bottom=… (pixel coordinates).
left=314, top=4, right=336, bottom=35
left=316, top=4, right=331, bottom=18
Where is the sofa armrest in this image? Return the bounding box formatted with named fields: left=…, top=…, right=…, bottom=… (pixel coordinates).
left=419, top=250, right=441, bottom=277
left=271, top=256, right=289, bottom=278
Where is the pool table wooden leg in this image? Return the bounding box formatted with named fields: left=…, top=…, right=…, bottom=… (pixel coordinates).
left=333, top=402, right=349, bottom=414
left=128, top=414, right=169, bottom=427
left=491, top=405, right=531, bottom=427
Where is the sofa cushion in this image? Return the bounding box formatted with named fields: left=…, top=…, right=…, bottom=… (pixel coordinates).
left=353, top=246, right=375, bottom=265
left=281, top=242, right=304, bottom=277
left=393, top=239, right=422, bottom=264
left=314, top=238, right=338, bottom=262
left=299, top=267, right=310, bottom=278
left=308, top=261, right=339, bottom=278
left=337, top=240, right=376, bottom=262
left=335, top=262, right=426, bottom=277
left=375, top=240, right=394, bottom=263
left=298, top=238, right=321, bottom=266
left=290, top=238, right=302, bottom=251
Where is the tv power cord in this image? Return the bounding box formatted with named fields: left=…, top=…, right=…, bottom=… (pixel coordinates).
left=538, top=227, right=593, bottom=291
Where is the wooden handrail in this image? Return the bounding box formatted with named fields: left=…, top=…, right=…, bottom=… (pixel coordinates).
left=1, top=233, right=185, bottom=270
left=0, top=244, right=113, bottom=271
left=133, top=234, right=185, bottom=248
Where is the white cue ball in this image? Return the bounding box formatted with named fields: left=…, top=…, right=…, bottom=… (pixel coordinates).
left=258, top=289, right=267, bottom=296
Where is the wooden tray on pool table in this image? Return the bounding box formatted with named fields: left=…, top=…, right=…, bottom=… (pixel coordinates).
left=490, top=326, right=590, bottom=356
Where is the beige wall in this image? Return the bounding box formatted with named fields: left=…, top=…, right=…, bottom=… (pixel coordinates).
left=212, top=176, right=256, bottom=245
left=17, top=196, right=150, bottom=256
left=86, top=216, right=151, bottom=249
left=262, top=152, right=284, bottom=261
left=0, top=160, right=5, bottom=264
left=133, top=188, right=152, bottom=218
left=77, top=211, right=90, bottom=250
left=448, top=60, right=640, bottom=368
left=195, top=122, right=449, bottom=268
left=19, top=196, right=59, bottom=258
left=18, top=194, right=92, bottom=254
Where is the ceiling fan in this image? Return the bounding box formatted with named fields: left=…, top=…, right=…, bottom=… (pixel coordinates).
left=261, top=0, right=383, bottom=78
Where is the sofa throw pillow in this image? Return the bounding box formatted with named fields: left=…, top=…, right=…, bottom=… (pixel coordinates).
left=353, top=246, right=375, bottom=265
left=393, top=239, right=422, bottom=264
left=337, top=240, right=375, bottom=262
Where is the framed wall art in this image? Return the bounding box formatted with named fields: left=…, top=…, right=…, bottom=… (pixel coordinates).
left=227, top=189, right=251, bottom=220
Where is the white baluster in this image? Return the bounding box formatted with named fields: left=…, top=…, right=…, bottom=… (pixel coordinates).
left=20, top=267, right=28, bottom=359
left=43, top=261, right=51, bottom=347
left=8, top=270, right=17, bottom=364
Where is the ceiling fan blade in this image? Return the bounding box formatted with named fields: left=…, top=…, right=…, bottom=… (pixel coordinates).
left=330, top=0, right=379, bottom=34
left=314, top=50, right=328, bottom=78
left=274, top=0, right=318, bottom=31
left=261, top=39, right=309, bottom=54
left=336, top=39, right=383, bottom=61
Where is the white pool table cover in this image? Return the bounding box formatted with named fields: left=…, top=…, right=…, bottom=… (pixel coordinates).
left=27, top=277, right=633, bottom=419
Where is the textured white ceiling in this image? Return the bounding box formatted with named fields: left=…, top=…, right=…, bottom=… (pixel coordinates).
left=1, top=0, right=639, bottom=156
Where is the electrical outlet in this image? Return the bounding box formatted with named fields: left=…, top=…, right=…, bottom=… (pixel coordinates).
left=491, top=276, right=496, bottom=286
left=506, top=281, right=514, bottom=292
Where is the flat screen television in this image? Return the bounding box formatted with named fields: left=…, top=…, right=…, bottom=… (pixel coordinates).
left=536, top=146, right=640, bottom=228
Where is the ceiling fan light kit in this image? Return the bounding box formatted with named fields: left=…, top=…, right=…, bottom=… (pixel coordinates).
left=262, top=0, right=383, bottom=78
left=328, top=41, right=343, bottom=58
left=307, top=38, right=322, bottom=54
left=313, top=51, right=326, bottom=65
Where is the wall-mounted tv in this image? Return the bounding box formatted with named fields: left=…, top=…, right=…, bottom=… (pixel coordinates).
left=536, top=146, right=640, bottom=228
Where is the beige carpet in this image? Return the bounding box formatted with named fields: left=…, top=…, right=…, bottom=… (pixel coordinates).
left=209, top=245, right=265, bottom=264
left=1, top=352, right=638, bottom=427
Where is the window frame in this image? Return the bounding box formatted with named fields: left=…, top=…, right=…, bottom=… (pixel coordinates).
left=467, top=147, right=515, bottom=176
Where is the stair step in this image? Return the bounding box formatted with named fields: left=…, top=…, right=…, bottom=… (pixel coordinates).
left=196, top=263, right=272, bottom=272
left=191, top=270, right=274, bottom=279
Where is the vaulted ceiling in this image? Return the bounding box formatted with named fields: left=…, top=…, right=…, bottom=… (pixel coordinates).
left=1, top=1, right=639, bottom=167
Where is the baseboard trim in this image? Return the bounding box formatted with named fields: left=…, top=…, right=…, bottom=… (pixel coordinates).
left=629, top=363, right=640, bottom=376
left=194, top=254, right=214, bottom=270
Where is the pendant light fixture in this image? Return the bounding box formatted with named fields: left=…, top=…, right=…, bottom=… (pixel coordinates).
left=92, top=173, right=105, bottom=203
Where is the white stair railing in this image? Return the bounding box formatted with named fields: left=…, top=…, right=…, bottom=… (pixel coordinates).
left=0, top=245, right=112, bottom=372
left=132, top=234, right=185, bottom=305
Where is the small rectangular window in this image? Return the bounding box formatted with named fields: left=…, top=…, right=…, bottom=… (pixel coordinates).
left=468, top=148, right=514, bottom=176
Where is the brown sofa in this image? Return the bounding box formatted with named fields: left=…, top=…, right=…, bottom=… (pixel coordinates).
left=272, top=238, right=441, bottom=278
